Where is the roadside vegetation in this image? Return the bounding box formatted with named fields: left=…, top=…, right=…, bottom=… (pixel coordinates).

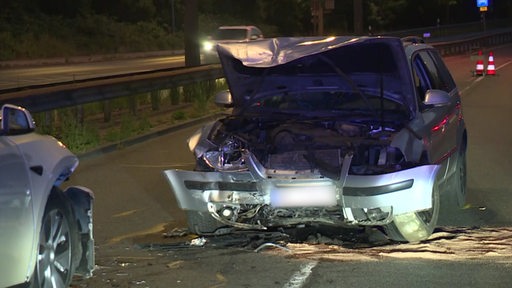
left=32, top=79, right=228, bottom=154
left=2, top=0, right=509, bottom=61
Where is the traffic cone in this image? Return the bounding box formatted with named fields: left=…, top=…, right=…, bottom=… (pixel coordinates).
left=475, top=50, right=484, bottom=76
left=486, top=52, right=496, bottom=76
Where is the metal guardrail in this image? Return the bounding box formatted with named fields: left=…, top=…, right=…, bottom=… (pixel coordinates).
left=0, top=64, right=223, bottom=113
left=430, top=29, right=512, bottom=56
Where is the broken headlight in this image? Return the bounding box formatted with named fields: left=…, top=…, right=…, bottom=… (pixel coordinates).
left=203, top=136, right=247, bottom=171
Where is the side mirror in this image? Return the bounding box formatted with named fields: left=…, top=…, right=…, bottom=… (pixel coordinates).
left=1, top=104, right=35, bottom=135
left=215, top=90, right=234, bottom=108
left=423, top=89, right=451, bottom=107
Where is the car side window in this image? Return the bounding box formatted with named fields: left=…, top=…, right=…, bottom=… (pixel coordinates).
left=414, top=50, right=454, bottom=92
left=250, top=28, right=261, bottom=40
left=428, top=50, right=456, bottom=92
left=412, top=54, right=431, bottom=102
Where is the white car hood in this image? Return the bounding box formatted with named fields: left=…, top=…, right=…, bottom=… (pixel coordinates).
left=217, top=36, right=417, bottom=117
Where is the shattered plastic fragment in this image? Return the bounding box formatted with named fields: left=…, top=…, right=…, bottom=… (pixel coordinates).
left=190, top=237, right=207, bottom=246
left=163, top=227, right=189, bottom=238
left=254, top=242, right=292, bottom=253
left=166, top=260, right=184, bottom=269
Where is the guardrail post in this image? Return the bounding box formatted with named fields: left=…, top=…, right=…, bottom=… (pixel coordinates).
left=183, top=84, right=194, bottom=103
left=103, top=100, right=112, bottom=123
left=151, top=90, right=161, bottom=111
left=128, top=95, right=137, bottom=115
left=170, top=87, right=180, bottom=105
left=75, top=105, right=84, bottom=125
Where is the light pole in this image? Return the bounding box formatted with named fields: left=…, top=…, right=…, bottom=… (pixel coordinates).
left=170, top=0, right=175, bottom=34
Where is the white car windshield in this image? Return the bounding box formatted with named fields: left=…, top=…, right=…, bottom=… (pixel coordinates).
left=213, top=29, right=248, bottom=40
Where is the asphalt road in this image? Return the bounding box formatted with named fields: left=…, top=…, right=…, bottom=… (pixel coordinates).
left=0, top=55, right=185, bottom=90
left=64, top=45, right=512, bottom=288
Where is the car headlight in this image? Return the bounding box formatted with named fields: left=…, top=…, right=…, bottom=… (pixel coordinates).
left=187, top=129, right=202, bottom=152
left=202, top=41, right=214, bottom=52
left=203, top=137, right=247, bottom=171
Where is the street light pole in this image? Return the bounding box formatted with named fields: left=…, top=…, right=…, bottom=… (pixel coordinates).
left=184, top=0, right=200, bottom=66
left=171, top=0, right=175, bottom=34
left=353, top=0, right=363, bottom=35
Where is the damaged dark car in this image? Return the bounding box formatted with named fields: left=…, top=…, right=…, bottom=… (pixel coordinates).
left=164, top=36, right=467, bottom=243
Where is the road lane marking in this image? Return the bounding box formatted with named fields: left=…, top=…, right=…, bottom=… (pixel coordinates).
left=283, top=261, right=318, bottom=288
left=120, top=163, right=194, bottom=168
left=112, top=209, right=141, bottom=217
left=496, top=60, right=512, bottom=71
left=107, top=222, right=168, bottom=244
left=460, top=60, right=512, bottom=96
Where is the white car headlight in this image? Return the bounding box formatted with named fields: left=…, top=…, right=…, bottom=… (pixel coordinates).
left=187, top=129, right=202, bottom=152
left=202, top=41, right=214, bottom=52
left=203, top=137, right=247, bottom=171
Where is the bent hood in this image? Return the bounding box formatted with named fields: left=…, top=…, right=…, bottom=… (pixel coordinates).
left=217, top=36, right=417, bottom=117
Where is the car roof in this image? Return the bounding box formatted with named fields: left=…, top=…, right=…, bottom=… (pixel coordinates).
left=218, top=25, right=259, bottom=30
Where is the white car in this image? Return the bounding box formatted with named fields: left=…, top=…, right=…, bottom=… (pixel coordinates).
left=201, top=25, right=264, bottom=64
left=165, top=36, right=467, bottom=243
left=0, top=104, right=94, bottom=287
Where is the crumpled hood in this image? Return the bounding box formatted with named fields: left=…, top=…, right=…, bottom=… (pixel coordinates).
left=217, top=36, right=416, bottom=117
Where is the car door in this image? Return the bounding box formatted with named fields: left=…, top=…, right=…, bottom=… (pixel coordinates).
left=412, top=49, right=460, bottom=166
left=0, top=107, right=36, bottom=286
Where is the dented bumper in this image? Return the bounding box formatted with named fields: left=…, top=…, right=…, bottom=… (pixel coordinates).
left=163, top=165, right=439, bottom=228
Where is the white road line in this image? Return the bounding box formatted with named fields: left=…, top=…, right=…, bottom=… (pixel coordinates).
left=460, top=59, right=512, bottom=95
left=496, top=60, right=512, bottom=71
left=283, top=261, right=318, bottom=288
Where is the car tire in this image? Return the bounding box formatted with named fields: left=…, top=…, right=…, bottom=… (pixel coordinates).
left=186, top=210, right=229, bottom=235
left=451, top=144, right=467, bottom=208
left=30, top=188, right=80, bottom=288
left=384, top=181, right=440, bottom=243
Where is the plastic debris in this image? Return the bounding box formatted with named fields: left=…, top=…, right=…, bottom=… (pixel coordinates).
left=163, top=227, right=188, bottom=238
left=190, top=237, right=207, bottom=246
left=254, top=242, right=291, bottom=253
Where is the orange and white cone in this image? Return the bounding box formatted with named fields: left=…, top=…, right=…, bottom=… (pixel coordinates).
left=486, top=52, right=496, bottom=76
left=475, top=50, right=484, bottom=76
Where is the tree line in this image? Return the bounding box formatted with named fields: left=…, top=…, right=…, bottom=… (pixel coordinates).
left=1, top=0, right=510, bottom=60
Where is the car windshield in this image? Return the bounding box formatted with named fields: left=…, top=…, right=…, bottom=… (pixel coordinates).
left=213, top=29, right=248, bottom=40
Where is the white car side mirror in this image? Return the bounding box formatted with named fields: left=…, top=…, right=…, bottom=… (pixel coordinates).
left=1, top=104, right=35, bottom=135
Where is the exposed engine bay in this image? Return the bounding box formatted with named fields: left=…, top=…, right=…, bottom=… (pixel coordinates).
left=202, top=114, right=419, bottom=177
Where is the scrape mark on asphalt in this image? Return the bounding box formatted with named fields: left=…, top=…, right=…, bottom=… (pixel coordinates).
left=283, top=261, right=318, bottom=288
left=270, top=227, right=512, bottom=262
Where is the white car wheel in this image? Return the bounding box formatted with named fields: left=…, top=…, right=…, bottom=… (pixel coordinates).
left=32, top=191, right=78, bottom=288
left=452, top=145, right=467, bottom=208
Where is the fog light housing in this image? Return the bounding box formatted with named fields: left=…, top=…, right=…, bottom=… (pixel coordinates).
left=366, top=208, right=390, bottom=221
left=221, top=207, right=233, bottom=218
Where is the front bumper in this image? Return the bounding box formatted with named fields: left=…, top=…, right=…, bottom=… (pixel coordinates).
left=163, top=165, right=439, bottom=228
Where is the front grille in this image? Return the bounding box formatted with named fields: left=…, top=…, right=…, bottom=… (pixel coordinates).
left=266, top=149, right=342, bottom=170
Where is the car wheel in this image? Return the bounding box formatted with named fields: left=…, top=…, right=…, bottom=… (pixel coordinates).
left=31, top=189, right=79, bottom=288
left=187, top=210, right=229, bottom=235
left=451, top=145, right=467, bottom=208
left=385, top=182, right=440, bottom=243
